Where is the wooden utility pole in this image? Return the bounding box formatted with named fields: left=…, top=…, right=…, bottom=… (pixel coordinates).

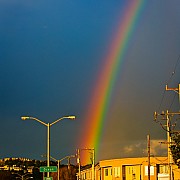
left=81, top=148, right=95, bottom=180
left=77, top=148, right=95, bottom=180
left=147, top=134, right=150, bottom=180
left=166, top=84, right=180, bottom=101
left=154, top=110, right=180, bottom=180
left=165, top=83, right=180, bottom=180
left=154, top=83, right=180, bottom=180
left=165, top=84, right=180, bottom=94
left=77, top=149, right=81, bottom=180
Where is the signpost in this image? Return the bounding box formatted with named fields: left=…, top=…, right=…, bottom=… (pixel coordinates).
left=40, top=166, right=57, bottom=180
left=40, top=166, right=57, bottom=172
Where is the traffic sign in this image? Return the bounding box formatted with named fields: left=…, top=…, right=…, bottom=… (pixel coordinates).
left=44, top=177, right=53, bottom=180
left=40, top=166, right=57, bottom=172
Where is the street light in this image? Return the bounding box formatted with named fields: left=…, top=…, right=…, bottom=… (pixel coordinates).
left=41, top=155, right=60, bottom=180
left=12, top=172, right=33, bottom=180
left=41, top=154, right=76, bottom=180
left=21, top=115, right=75, bottom=177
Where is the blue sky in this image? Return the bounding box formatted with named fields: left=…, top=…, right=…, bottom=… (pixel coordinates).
left=0, top=0, right=180, bottom=163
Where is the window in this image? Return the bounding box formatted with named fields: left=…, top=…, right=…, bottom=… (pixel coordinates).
left=105, top=168, right=108, bottom=176
left=114, top=167, right=120, bottom=177
left=159, top=164, right=168, bottom=174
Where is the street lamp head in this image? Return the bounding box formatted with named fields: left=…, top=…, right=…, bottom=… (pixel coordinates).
left=67, top=116, right=76, bottom=120
left=21, top=116, right=30, bottom=120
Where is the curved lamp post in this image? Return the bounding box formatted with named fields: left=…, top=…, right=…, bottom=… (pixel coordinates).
left=41, top=154, right=76, bottom=180
left=12, top=172, right=33, bottom=180
left=21, top=115, right=75, bottom=177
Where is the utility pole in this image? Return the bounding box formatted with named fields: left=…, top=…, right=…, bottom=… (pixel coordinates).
left=165, top=83, right=180, bottom=180
left=77, top=148, right=95, bottom=180
left=154, top=110, right=180, bottom=180
left=91, top=148, right=95, bottom=180
left=77, top=149, right=81, bottom=180
left=147, top=134, right=150, bottom=180
left=165, top=84, right=180, bottom=101
left=154, top=83, right=180, bottom=179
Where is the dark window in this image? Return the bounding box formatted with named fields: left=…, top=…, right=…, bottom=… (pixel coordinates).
left=105, top=169, right=108, bottom=176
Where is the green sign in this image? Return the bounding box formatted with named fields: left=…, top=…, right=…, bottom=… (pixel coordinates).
left=44, top=177, right=53, bottom=180
left=40, top=166, right=57, bottom=172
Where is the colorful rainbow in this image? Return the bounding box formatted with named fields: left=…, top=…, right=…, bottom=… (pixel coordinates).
left=79, top=0, right=145, bottom=164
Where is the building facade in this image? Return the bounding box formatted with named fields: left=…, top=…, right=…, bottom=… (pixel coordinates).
left=79, top=157, right=180, bottom=180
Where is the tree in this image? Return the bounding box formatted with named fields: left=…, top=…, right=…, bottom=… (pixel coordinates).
left=170, top=133, right=180, bottom=168
left=0, top=171, right=13, bottom=180
left=33, top=167, right=43, bottom=180
left=51, top=165, right=78, bottom=180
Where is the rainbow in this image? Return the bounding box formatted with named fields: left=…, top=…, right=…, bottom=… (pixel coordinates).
left=79, top=0, right=145, bottom=164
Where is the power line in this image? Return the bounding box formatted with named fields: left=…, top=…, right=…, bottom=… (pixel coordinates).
left=157, top=54, right=180, bottom=112
left=168, top=93, right=177, bottom=111
left=173, top=54, right=180, bottom=75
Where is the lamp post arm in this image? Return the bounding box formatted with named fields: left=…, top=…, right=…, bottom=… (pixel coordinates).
left=41, top=154, right=58, bottom=162
left=60, top=156, right=70, bottom=162
left=29, top=117, right=48, bottom=126
left=50, top=117, right=66, bottom=126
left=59, top=155, right=76, bottom=164
left=22, top=117, right=48, bottom=126
left=50, top=116, right=75, bottom=126
left=50, top=156, right=58, bottom=162
left=12, top=173, right=32, bottom=180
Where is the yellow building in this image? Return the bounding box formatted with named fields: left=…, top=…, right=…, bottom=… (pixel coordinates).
left=79, top=157, right=180, bottom=180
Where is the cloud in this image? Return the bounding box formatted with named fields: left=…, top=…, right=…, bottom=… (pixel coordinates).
left=98, top=139, right=167, bottom=161
left=122, top=139, right=167, bottom=157
left=150, top=139, right=167, bottom=156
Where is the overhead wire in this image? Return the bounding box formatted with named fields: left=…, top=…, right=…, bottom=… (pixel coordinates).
left=170, top=54, right=180, bottom=110
left=157, top=71, right=175, bottom=113
left=173, top=54, right=180, bottom=75
left=153, top=156, right=168, bottom=163
left=168, top=93, right=177, bottom=111
left=156, top=54, right=180, bottom=133
left=157, top=54, right=180, bottom=112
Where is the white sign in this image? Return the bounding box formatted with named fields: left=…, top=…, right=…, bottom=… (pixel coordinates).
left=145, top=166, right=154, bottom=176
